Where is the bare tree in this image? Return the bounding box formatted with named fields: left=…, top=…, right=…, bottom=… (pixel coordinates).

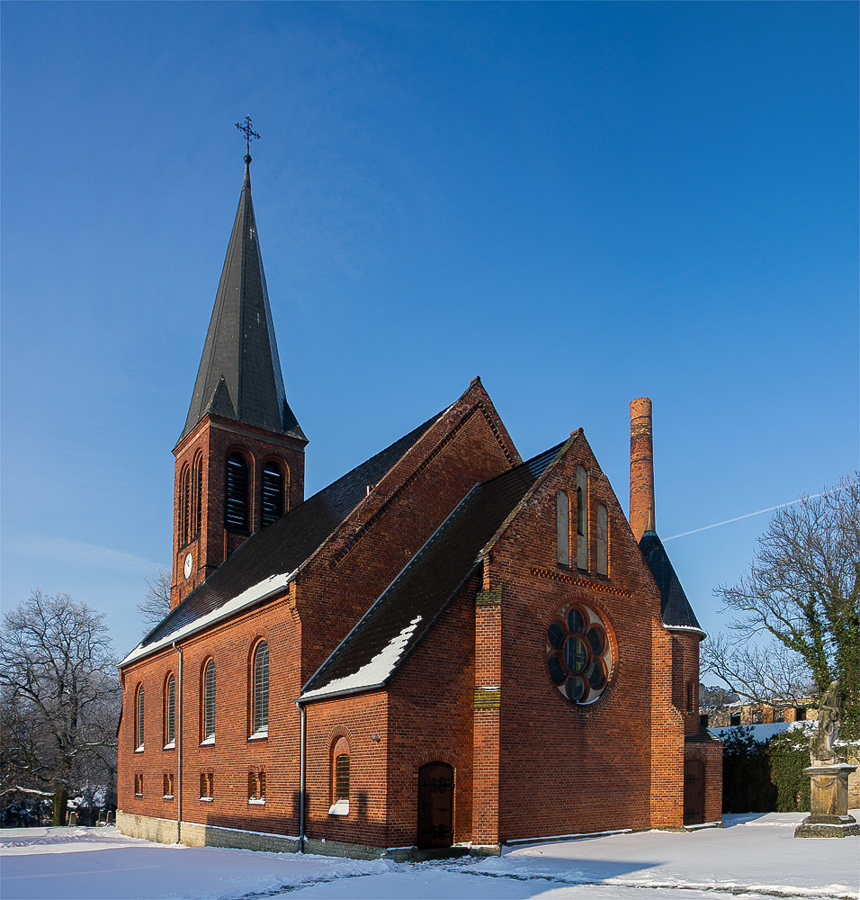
left=0, top=591, right=121, bottom=825
left=704, top=473, right=859, bottom=738
left=137, top=567, right=172, bottom=633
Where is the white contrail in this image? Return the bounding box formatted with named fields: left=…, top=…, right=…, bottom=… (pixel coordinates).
left=663, top=490, right=834, bottom=541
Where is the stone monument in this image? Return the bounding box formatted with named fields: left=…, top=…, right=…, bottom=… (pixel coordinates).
left=795, top=680, right=859, bottom=838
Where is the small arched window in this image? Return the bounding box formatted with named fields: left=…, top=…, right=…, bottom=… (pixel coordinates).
left=202, top=660, right=216, bottom=743
left=251, top=641, right=269, bottom=736
left=686, top=680, right=696, bottom=714
left=261, top=462, right=284, bottom=527
left=596, top=504, right=608, bottom=576
left=178, top=465, right=191, bottom=547
left=329, top=736, right=350, bottom=815
left=191, top=453, right=203, bottom=538
left=164, top=674, right=176, bottom=748
left=576, top=466, right=589, bottom=570
left=556, top=491, right=570, bottom=566
left=225, top=452, right=249, bottom=532
left=136, top=685, right=145, bottom=750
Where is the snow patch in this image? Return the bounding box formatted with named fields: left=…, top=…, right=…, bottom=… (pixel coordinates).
left=300, top=616, right=422, bottom=701
left=120, top=571, right=295, bottom=666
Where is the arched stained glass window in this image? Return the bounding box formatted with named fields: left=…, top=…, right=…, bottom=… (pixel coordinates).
left=225, top=453, right=249, bottom=532
left=261, top=463, right=283, bottom=527
left=165, top=674, right=176, bottom=747
left=136, top=685, right=145, bottom=750
left=252, top=641, right=269, bottom=736
left=202, top=660, right=216, bottom=742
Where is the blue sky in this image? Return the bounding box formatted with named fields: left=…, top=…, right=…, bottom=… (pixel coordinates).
left=2, top=2, right=857, bottom=661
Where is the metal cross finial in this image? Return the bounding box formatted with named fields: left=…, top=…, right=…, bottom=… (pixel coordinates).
left=236, top=116, right=261, bottom=155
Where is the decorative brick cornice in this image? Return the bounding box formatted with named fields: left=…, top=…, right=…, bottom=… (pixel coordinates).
left=474, top=687, right=501, bottom=709
left=476, top=586, right=502, bottom=607
left=529, top=567, right=632, bottom=599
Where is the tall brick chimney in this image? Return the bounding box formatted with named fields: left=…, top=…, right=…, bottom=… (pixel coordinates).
left=630, top=397, right=655, bottom=541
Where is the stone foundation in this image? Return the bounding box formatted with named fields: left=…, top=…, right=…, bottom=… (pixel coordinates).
left=794, top=764, right=860, bottom=839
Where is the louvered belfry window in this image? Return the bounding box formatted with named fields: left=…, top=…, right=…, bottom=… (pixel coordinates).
left=178, top=465, right=191, bottom=547
left=203, top=660, right=216, bottom=741
left=136, top=686, right=145, bottom=749
left=252, top=641, right=269, bottom=735
left=191, top=453, right=203, bottom=538
left=261, top=462, right=283, bottom=527
left=225, top=453, right=249, bottom=531
left=165, top=674, right=176, bottom=746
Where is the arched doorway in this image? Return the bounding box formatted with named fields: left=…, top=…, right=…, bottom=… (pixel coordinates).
left=417, top=762, right=454, bottom=848
left=684, top=758, right=705, bottom=825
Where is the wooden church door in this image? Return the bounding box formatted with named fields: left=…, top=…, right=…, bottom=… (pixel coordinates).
left=417, top=762, right=454, bottom=848
left=683, top=758, right=705, bottom=825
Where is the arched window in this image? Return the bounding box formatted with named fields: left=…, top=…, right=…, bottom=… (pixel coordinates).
left=164, top=674, right=176, bottom=748
left=191, top=453, right=203, bottom=538
left=136, top=685, right=145, bottom=750
left=225, top=452, right=249, bottom=532
left=596, top=504, right=608, bottom=576
left=178, top=465, right=191, bottom=547
left=686, top=680, right=696, bottom=714
left=202, top=660, right=216, bottom=743
left=251, top=641, right=269, bottom=736
left=261, top=462, right=284, bottom=527
left=329, top=736, right=350, bottom=815
left=556, top=491, right=570, bottom=566
left=576, top=466, right=589, bottom=570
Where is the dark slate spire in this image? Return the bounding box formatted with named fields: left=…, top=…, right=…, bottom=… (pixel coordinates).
left=639, top=530, right=705, bottom=636
left=179, top=155, right=305, bottom=444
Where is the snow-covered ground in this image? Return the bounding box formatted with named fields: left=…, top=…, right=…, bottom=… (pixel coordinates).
left=1, top=812, right=858, bottom=900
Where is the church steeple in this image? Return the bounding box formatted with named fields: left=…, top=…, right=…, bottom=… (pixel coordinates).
left=179, top=153, right=305, bottom=445
left=170, top=139, right=307, bottom=608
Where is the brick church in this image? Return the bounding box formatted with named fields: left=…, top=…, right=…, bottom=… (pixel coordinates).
left=117, top=151, right=722, bottom=857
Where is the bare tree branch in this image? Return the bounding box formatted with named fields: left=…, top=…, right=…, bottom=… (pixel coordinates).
left=137, top=567, right=172, bottom=633
left=709, top=473, right=859, bottom=737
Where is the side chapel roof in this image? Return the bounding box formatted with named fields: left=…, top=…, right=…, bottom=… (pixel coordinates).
left=179, top=155, right=304, bottom=445
left=300, top=441, right=566, bottom=702
left=639, top=530, right=705, bottom=636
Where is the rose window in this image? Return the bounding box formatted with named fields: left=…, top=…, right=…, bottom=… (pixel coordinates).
left=546, top=602, right=614, bottom=705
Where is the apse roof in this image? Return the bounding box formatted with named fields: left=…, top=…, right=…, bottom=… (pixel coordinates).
left=639, top=530, right=705, bottom=635
left=300, top=441, right=566, bottom=702
left=179, top=156, right=303, bottom=445
left=125, top=411, right=443, bottom=662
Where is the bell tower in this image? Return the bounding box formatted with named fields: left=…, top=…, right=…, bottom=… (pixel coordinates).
left=171, top=126, right=306, bottom=608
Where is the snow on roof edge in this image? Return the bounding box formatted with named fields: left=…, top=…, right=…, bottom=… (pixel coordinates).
left=119, top=570, right=297, bottom=668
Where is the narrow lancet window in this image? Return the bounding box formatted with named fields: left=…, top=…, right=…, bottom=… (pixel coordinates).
left=252, top=641, right=269, bottom=736
left=576, top=466, right=589, bottom=570
left=556, top=491, right=570, bottom=566
left=136, top=685, right=145, bottom=750
left=596, top=504, right=608, bottom=576
left=202, top=660, right=216, bottom=742
left=165, top=674, right=176, bottom=747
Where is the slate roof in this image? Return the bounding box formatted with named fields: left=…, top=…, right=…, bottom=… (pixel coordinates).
left=136, top=412, right=443, bottom=653
left=639, top=530, right=705, bottom=635
left=300, top=442, right=566, bottom=701
left=179, top=156, right=304, bottom=444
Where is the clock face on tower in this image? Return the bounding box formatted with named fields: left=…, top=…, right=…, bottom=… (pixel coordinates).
left=183, top=552, right=193, bottom=579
